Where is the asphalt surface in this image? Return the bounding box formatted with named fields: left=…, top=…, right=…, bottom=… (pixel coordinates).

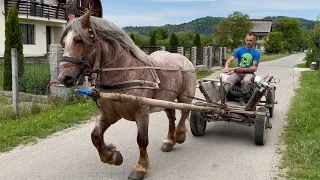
left=0, top=53, right=306, bottom=180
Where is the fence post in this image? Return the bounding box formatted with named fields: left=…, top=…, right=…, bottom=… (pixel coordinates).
left=11, top=48, right=19, bottom=117
left=177, top=47, right=184, bottom=55
left=49, top=44, right=73, bottom=103
left=160, top=46, right=166, bottom=51
left=203, top=46, right=208, bottom=68
left=208, top=46, right=213, bottom=68
left=191, top=47, right=197, bottom=67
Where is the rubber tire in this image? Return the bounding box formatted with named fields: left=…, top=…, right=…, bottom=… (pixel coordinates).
left=266, top=90, right=275, bottom=118
left=254, top=107, right=269, bottom=145
left=190, top=111, right=207, bottom=136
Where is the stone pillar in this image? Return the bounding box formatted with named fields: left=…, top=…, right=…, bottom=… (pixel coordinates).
left=49, top=44, right=73, bottom=103
left=191, top=47, right=197, bottom=67
left=160, top=46, right=166, bottom=51
left=203, top=46, right=208, bottom=68
left=177, top=47, right=184, bottom=55
left=49, top=44, right=63, bottom=82
left=219, top=47, right=227, bottom=66
left=208, top=46, right=213, bottom=68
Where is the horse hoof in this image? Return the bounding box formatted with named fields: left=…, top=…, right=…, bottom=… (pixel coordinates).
left=161, top=143, right=173, bottom=152
left=128, top=171, right=146, bottom=180
left=176, top=134, right=186, bottom=144
left=114, top=151, right=123, bottom=166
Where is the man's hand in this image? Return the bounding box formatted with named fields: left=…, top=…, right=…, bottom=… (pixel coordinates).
left=223, top=67, right=231, bottom=73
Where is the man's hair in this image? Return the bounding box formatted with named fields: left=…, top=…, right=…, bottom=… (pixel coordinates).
left=247, top=31, right=255, bottom=37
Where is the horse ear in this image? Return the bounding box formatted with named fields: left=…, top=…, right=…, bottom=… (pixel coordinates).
left=81, top=9, right=91, bottom=28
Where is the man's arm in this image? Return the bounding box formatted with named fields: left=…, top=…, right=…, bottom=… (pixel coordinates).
left=224, top=56, right=236, bottom=69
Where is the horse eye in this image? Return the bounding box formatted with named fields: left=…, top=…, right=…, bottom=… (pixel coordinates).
left=75, top=39, right=83, bottom=44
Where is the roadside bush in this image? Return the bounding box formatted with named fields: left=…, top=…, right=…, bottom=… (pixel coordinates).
left=304, top=48, right=318, bottom=68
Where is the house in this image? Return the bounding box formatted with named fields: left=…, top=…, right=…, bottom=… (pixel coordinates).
left=250, top=19, right=273, bottom=51
left=0, top=0, right=103, bottom=58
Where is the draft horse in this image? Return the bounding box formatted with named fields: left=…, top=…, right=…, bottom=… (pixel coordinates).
left=57, top=10, right=196, bottom=180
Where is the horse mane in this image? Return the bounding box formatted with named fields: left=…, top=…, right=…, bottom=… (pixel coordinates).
left=60, top=16, right=152, bottom=65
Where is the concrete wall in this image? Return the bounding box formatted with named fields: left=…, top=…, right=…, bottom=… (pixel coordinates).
left=0, top=1, right=6, bottom=57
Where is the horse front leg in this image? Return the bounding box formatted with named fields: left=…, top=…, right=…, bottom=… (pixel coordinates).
left=161, top=109, right=176, bottom=152
left=91, top=110, right=123, bottom=165
left=128, top=115, right=149, bottom=180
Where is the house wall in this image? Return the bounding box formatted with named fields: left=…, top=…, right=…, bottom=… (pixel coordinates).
left=19, top=18, right=65, bottom=56
left=0, top=2, right=6, bottom=57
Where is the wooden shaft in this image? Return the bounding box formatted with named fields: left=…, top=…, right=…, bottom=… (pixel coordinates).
left=99, top=93, right=226, bottom=114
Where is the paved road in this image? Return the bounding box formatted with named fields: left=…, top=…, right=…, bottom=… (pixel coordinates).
left=0, top=53, right=306, bottom=180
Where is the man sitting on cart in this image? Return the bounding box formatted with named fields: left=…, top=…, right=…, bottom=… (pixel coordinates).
left=223, top=31, right=261, bottom=105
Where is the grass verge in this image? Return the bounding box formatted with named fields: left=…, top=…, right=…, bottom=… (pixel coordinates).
left=0, top=98, right=98, bottom=152
left=196, top=71, right=215, bottom=79
left=279, top=70, right=320, bottom=179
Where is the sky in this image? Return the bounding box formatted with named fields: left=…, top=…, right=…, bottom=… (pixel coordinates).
left=102, top=0, right=320, bottom=28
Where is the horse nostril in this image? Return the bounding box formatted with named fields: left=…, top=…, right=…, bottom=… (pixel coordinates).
left=65, top=76, right=72, bottom=81
left=63, top=76, right=74, bottom=85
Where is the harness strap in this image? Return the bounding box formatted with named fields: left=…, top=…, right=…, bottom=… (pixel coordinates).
left=96, top=80, right=159, bottom=92
left=99, top=66, right=198, bottom=72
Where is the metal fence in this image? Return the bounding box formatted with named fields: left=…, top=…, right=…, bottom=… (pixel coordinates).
left=0, top=55, right=50, bottom=95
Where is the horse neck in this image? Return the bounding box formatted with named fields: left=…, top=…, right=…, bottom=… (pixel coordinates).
left=97, top=42, right=147, bottom=84
left=100, top=42, right=145, bottom=68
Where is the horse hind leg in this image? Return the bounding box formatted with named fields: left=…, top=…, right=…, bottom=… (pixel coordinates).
left=91, top=111, right=123, bottom=166
left=161, top=109, right=176, bottom=152
left=175, top=96, right=192, bottom=144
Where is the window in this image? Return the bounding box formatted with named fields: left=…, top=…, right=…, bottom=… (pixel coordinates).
left=257, top=45, right=262, bottom=49
left=21, top=24, right=35, bottom=44
left=258, top=36, right=264, bottom=40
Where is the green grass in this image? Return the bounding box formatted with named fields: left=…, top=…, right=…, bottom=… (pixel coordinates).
left=297, top=62, right=307, bottom=68
left=279, top=70, right=320, bottom=179
left=0, top=98, right=99, bottom=152
left=0, top=64, right=3, bottom=89
left=0, top=94, right=10, bottom=105
left=196, top=71, right=214, bottom=79
left=226, top=51, right=290, bottom=67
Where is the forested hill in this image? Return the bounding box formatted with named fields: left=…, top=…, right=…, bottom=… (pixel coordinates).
left=262, top=16, right=316, bottom=30
left=122, top=16, right=316, bottom=35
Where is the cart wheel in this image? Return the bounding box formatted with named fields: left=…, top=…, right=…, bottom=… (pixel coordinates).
left=266, top=89, right=275, bottom=118
left=189, top=111, right=207, bottom=136
left=254, top=107, right=269, bottom=145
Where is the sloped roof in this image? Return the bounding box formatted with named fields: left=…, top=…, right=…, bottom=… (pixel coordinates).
left=250, top=19, right=272, bottom=33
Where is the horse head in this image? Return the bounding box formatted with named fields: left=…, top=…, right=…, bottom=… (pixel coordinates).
left=58, top=10, right=99, bottom=88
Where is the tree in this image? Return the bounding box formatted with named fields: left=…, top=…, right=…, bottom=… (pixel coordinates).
left=148, top=27, right=168, bottom=40
left=273, top=17, right=302, bottom=52
left=149, top=30, right=157, bottom=46
left=129, top=32, right=136, bottom=44
left=212, top=11, right=253, bottom=50
left=176, top=30, right=195, bottom=46
left=263, top=32, right=284, bottom=54
left=169, top=32, right=179, bottom=46
left=3, top=5, right=24, bottom=91
left=193, top=32, right=201, bottom=46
